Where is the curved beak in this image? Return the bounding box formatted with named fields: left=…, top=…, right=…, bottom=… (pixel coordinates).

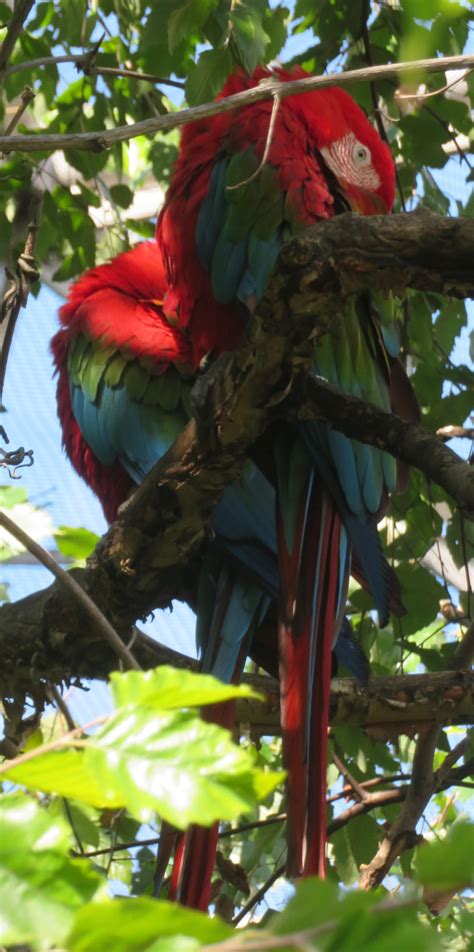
left=340, top=183, right=388, bottom=215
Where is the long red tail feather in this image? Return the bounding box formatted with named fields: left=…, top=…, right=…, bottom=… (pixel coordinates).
left=278, top=485, right=349, bottom=878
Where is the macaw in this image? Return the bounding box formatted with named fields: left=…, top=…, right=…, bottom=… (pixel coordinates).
left=52, top=237, right=381, bottom=907
left=156, top=64, right=418, bottom=903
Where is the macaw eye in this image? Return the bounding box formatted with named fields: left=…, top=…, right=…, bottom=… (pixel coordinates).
left=353, top=143, right=371, bottom=166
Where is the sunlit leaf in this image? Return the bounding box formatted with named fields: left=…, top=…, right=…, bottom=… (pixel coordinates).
left=0, top=794, right=101, bottom=951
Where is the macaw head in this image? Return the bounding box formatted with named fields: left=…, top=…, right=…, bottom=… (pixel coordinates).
left=284, top=70, right=396, bottom=214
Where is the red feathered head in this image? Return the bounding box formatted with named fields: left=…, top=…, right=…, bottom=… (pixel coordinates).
left=220, top=66, right=395, bottom=214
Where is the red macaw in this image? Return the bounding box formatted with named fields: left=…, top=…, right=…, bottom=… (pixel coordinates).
left=156, top=64, right=417, bottom=903
left=52, top=238, right=382, bottom=908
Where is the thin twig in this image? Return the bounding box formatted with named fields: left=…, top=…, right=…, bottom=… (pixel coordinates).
left=73, top=758, right=470, bottom=858
left=0, top=0, right=35, bottom=72
left=0, top=53, right=473, bottom=154
left=63, top=798, right=85, bottom=855
left=451, top=621, right=474, bottom=671
left=359, top=724, right=440, bottom=890
left=90, top=65, right=185, bottom=88
left=327, top=772, right=408, bottom=803
left=48, top=683, right=76, bottom=732
left=0, top=716, right=108, bottom=776
left=397, top=69, right=473, bottom=101
left=3, top=52, right=185, bottom=88
left=437, top=424, right=474, bottom=441
left=78, top=835, right=161, bottom=859
left=0, top=510, right=140, bottom=671
left=433, top=737, right=471, bottom=791
left=2, top=85, right=35, bottom=137
left=332, top=750, right=369, bottom=802
left=219, top=813, right=286, bottom=839
left=360, top=0, right=406, bottom=211
left=424, top=102, right=472, bottom=170
left=232, top=864, right=285, bottom=926
left=0, top=191, right=41, bottom=401
left=226, top=91, right=281, bottom=191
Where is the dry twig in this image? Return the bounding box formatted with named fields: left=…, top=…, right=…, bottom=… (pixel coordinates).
left=0, top=53, right=473, bottom=154
left=0, top=509, right=140, bottom=671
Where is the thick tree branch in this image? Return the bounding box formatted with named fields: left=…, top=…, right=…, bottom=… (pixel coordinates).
left=282, top=211, right=474, bottom=299
left=237, top=670, right=474, bottom=734
left=0, top=210, right=473, bottom=699
left=0, top=54, right=473, bottom=154
left=300, top=376, right=474, bottom=514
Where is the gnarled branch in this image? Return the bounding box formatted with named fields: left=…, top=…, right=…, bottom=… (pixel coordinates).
left=0, top=210, right=473, bottom=702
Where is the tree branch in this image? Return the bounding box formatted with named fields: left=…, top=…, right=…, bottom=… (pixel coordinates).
left=300, top=376, right=474, bottom=515
left=2, top=52, right=185, bottom=88
left=326, top=754, right=473, bottom=838
left=0, top=191, right=41, bottom=400
left=358, top=625, right=474, bottom=890
left=236, top=670, right=474, bottom=734
left=359, top=725, right=440, bottom=889
left=0, top=210, right=473, bottom=699
left=0, top=510, right=140, bottom=671
left=2, top=85, right=35, bottom=137
left=0, top=54, right=473, bottom=154
left=0, top=0, right=35, bottom=72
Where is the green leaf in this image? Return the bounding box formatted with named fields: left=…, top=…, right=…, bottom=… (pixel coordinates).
left=395, top=562, right=446, bottom=636
left=272, top=878, right=435, bottom=950
left=110, top=184, right=134, bottom=209
left=5, top=749, right=125, bottom=809
left=84, top=706, right=280, bottom=826
left=0, top=485, right=28, bottom=508
left=332, top=825, right=359, bottom=884
left=399, top=112, right=449, bottom=169
left=5, top=668, right=281, bottom=830
left=185, top=46, right=233, bottom=105
left=415, top=821, right=474, bottom=890
left=272, top=877, right=340, bottom=934
left=126, top=218, right=156, bottom=238
left=54, top=525, right=100, bottom=559
left=230, top=0, right=270, bottom=73
left=0, top=794, right=101, bottom=951
left=53, top=253, right=81, bottom=282
left=168, top=0, right=218, bottom=53
left=67, top=898, right=232, bottom=952
left=109, top=665, right=260, bottom=710
left=264, top=4, right=289, bottom=60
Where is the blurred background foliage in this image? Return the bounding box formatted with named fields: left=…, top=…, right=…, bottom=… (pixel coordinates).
left=0, top=0, right=473, bottom=948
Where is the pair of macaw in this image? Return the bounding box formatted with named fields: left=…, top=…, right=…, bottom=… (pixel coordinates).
left=52, top=65, right=416, bottom=909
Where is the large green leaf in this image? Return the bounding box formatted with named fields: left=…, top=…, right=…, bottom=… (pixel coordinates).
left=0, top=794, right=102, bottom=951
left=67, top=898, right=232, bottom=952
left=109, top=664, right=260, bottom=709
left=5, top=668, right=280, bottom=829
left=54, top=525, right=100, bottom=559
left=230, top=0, right=270, bottom=73
left=185, top=46, right=233, bottom=105
left=84, top=706, right=280, bottom=826
left=168, top=0, right=218, bottom=53
left=415, top=822, right=474, bottom=890
left=271, top=878, right=436, bottom=951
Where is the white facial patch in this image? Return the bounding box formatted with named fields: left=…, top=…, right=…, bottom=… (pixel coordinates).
left=320, top=132, right=381, bottom=191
